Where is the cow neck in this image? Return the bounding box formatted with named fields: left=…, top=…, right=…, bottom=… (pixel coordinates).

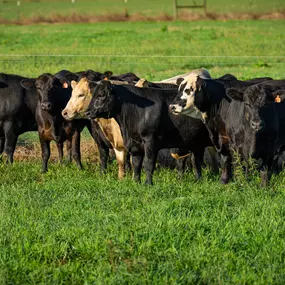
left=203, top=80, right=231, bottom=123
left=24, top=88, right=38, bottom=115
left=53, top=87, right=72, bottom=111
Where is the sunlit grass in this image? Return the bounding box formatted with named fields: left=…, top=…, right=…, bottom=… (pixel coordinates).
left=1, top=19, right=285, bottom=284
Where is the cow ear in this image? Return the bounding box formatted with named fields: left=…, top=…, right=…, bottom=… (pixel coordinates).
left=0, top=73, right=8, bottom=88
left=272, top=89, right=285, bottom=102
left=176, top=77, right=184, bottom=85
left=227, top=88, right=243, bottom=101
left=20, top=78, right=36, bottom=90
left=71, top=80, right=77, bottom=89
left=61, top=81, right=69, bottom=88
left=102, top=71, right=113, bottom=80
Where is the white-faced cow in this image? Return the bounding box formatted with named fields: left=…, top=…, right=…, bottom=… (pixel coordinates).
left=62, top=77, right=130, bottom=179
left=169, top=71, right=285, bottom=185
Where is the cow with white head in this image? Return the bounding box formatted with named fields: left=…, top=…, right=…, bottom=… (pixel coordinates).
left=169, top=68, right=212, bottom=120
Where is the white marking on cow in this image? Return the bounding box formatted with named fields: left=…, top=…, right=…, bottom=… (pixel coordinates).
left=176, top=68, right=211, bottom=115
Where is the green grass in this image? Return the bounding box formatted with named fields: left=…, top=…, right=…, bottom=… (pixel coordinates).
left=1, top=20, right=285, bottom=284
left=1, top=20, right=285, bottom=81
left=1, top=162, right=285, bottom=284
left=1, top=0, right=285, bottom=21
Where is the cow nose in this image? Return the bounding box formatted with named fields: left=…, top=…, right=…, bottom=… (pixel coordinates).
left=41, top=102, right=51, bottom=111
left=251, top=120, right=264, bottom=131
left=62, top=110, right=67, bottom=117
left=85, top=111, right=91, bottom=117
left=169, top=104, right=176, bottom=113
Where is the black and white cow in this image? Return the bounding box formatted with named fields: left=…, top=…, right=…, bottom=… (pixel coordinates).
left=169, top=73, right=285, bottom=185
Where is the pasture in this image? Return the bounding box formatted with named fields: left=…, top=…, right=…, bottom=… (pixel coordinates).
left=1, top=0, right=285, bottom=21
left=1, top=19, right=285, bottom=284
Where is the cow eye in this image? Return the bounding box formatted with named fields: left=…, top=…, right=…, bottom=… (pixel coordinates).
left=78, top=94, right=84, bottom=98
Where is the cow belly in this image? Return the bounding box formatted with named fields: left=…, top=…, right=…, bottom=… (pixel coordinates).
left=96, top=118, right=125, bottom=151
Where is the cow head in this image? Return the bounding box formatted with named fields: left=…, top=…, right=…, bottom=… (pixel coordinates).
left=272, top=89, right=285, bottom=103
left=21, top=73, right=62, bottom=112
left=59, top=72, right=79, bottom=89
left=85, top=80, right=115, bottom=119
left=169, top=73, right=214, bottom=120
left=62, top=77, right=97, bottom=120
left=227, top=85, right=271, bottom=132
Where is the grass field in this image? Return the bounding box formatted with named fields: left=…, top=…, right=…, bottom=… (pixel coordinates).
left=1, top=0, right=285, bottom=21
left=1, top=19, right=285, bottom=284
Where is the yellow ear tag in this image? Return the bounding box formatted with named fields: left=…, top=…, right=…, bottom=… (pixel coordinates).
left=275, top=95, right=281, bottom=103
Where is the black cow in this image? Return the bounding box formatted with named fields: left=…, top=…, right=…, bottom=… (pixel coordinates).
left=108, top=72, right=140, bottom=84
left=20, top=73, right=108, bottom=173
left=76, top=70, right=140, bottom=85
left=86, top=81, right=212, bottom=185
left=54, top=70, right=79, bottom=88
left=0, top=73, right=38, bottom=163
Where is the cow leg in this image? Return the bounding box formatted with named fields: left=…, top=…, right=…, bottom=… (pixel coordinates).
left=192, top=150, right=204, bottom=180
left=40, top=137, right=50, bottom=173
left=220, top=154, right=232, bottom=184
left=176, top=157, right=187, bottom=175
left=89, top=121, right=110, bottom=172
left=0, top=137, right=5, bottom=162
left=260, top=156, right=273, bottom=186
left=91, top=131, right=109, bottom=173
left=66, top=139, right=72, bottom=163
left=0, top=137, right=5, bottom=154
left=125, top=151, right=131, bottom=172
left=56, top=142, right=64, bottom=164
left=3, top=121, right=17, bottom=164
left=132, top=155, right=143, bottom=183
left=114, top=148, right=125, bottom=179
left=260, top=167, right=269, bottom=187
left=71, top=130, right=83, bottom=170
left=143, top=141, right=157, bottom=185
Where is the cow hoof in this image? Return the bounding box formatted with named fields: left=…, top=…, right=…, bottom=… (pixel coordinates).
left=41, top=169, right=47, bottom=174
left=220, top=178, right=229, bottom=184
left=133, top=177, right=141, bottom=183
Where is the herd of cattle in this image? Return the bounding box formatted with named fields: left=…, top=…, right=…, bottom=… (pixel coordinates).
left=0, top=68, right=284, bottom=185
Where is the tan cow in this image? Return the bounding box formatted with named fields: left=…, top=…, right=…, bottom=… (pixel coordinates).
left=62, top=78, right=127, bottom=179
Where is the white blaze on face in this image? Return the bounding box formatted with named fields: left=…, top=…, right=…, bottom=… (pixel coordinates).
left=179, top=73, right=199, bottom=109
left=62, top=78, right=93, bottom=120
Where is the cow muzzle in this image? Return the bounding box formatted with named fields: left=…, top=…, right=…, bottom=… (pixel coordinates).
left=41, top=102, right=52, bottom=111
left=251, top=120, right=264, bottom=131
left=85, top=109, right=97, bottom=119
left=62, top=109, right=75, bottom=121
left=169, top=104, right=183, bottom=115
